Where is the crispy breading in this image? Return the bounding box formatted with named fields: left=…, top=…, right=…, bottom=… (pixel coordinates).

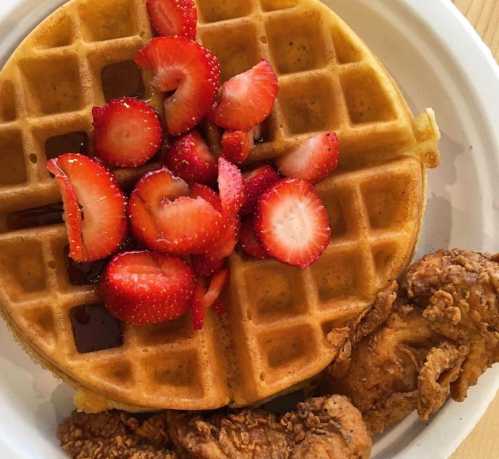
left=58, top=411, right=177, bottom=459
left=327, top=249, right=499, bottom=434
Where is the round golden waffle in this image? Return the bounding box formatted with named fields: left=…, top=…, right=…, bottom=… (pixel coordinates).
left=0, top=0, right=440, bottom=411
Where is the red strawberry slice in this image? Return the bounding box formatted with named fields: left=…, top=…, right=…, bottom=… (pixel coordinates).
left=210, top=60, right=278, bottom=131
left=221, top=129, right=253, bottom=165
left=255, top=179, right=331, bottom=268
left=129, top=168, right=223, bottom=254
left=218, top=157, right=244, bottom=217
left=147, top=0, right=197, bottom=40
left=191, top=255, right=225, bottom=278
left=191, top=215, right=239, bottom=276
left=241, top=165, right=280, bottom=216
left=166, top=131, right=217, bottom=185
left=276, top=132, right=340, bottom=184
left=102, top=251, right=195, bottom=326
left=239, top=217, right=268, bottom=260
left=191, top=283, right=206, bottom=330
left=135, top=37, right=220, bottom=135
left=93, top=98, right=163, bottom=168
left=190, top=183, right=222, bottom=213
left=47, top=154, right=126, bottom=263
left=191, top=269, right=229, bottom=330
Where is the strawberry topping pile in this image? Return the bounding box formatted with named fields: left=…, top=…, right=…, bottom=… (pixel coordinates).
left=47, top=0, right=340, bottom=329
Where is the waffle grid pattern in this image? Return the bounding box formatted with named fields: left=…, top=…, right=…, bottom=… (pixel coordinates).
left=0, top=0, right=440, bottom=410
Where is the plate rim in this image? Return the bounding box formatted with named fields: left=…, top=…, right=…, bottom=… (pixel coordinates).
left=0, top=0, right=498, bottom=458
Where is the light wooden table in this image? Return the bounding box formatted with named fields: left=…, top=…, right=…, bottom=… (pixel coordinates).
left=450, top=1, right=499, bottom=458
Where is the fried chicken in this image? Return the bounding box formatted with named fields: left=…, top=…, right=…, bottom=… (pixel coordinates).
left=58, top=411, right=177, bottom=459
left=326, top=249, right=499, bottom=434
left=167, top=395, right=371, bottom=459
left=59, top=396, right=372, bottom=459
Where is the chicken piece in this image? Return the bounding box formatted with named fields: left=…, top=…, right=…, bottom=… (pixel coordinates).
left=59, top=396, right=371, bottom=459
left=404, top=249, right=499, bottom=400
left=282, top=396, right=372, bottom=459
left=58, top=411, right=177, bottom=459
left=327, top=249, right=499, bottom=434
left=167, top=396, right=372, bottom=459
left=167, top=409, right=290, bottom=458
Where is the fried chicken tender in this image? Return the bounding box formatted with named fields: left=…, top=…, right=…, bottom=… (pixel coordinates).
left=58, top=411, right=177, bottom=459
left=327, top=249, right=499, bottom=434
left=167, top=396, right=371, bottom=459
left=59, top=396, right=371, bottom=459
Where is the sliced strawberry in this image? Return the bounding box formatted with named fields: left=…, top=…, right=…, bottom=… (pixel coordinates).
left=47, top=154, right=126, bottom=263
left=166, top=131, right=217, bottom=185
left=276, top=132, right=340, bottom=184
left=191, top=215, right=239, bottom=276
left=218, top=157, right=244, bottom=217
left=204, top=269, right=229, bottom=309
left=102, top=251, right=195, bottom=326
left=241, top=165, right=280, bottom=216
left=129, top=168, right=223, bottom=254
left=255, top=179, right=331, bottom=268
left=190, top=183, right=222, bottom=213
left=239, top=217, right=268, bottom=260
left=191, top=283, right=206, bottom=330
left=221, top=130, right=253, bottom=165
left=191, top=255, right=225, bottom=278
left=93, top=98, right=163, bottom=168
left=135, top=37, right=220, bottom=135
left=147, top=0, right=197, bottom=40
left=210, top=60, right=278, bottom=131
left=191, top=269, right=229, bottom=330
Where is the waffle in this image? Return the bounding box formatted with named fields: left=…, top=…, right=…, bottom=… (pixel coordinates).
left=0, top=0, right=440, bottom=411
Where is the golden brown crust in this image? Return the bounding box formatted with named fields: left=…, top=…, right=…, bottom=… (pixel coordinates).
left=327, top=249, right=499, bottom=434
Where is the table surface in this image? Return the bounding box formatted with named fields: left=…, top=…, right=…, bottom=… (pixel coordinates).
left=450, top=1, right=499, bottom=458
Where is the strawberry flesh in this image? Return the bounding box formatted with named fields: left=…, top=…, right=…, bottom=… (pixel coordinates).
left=239, top=217, right=268, bottom=260
left=218, top=157, right=244, bottom=217
left=147, top=0, right=197, bottom=39
left=47, top=154, right=127, bottom=263
left=190, top=183, right=223, bottom=213
left=129, top=168, right=223, bottom=255
left=135, top=37, right=220, bottom=135
left=192, top=215, right=239, bottom=276
left=276, top=132, right=340, bottom=184
left=210, top=60, right=278, bottom=131
left=241, top=165, right=280, bottom=216
left=166, top=131, right=218, bottom=185
left=255, top=178, right=331, bottom=268
left=221, top=129, right=253, bottom=165
left=191, top=269, right=229, bottom=330
left=93, top=97, right=163, bottom=168
left=102, top=251, right=195, bottom=326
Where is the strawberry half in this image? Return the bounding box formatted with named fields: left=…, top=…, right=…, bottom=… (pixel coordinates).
left=147, top=0, right=197, bottom=40
left=255, top=179, right=331, bottom=268
left=166, top=131, right=217, bottom=185
left=221, top=130, right=253, bottom=165
left=276, top=132, right=340, bottom=184
left=218, top=157, right=244, bottom=217
left=241, top=165, right=280, bottom=216
left=239, top=217, right=268, bottom=260
left=93, top=98, right=163, bottom=168
left=135, top=37, right=220, bottom=135
left=129, top=168, right=223, bottom=254
left=191, top=269, right=229, bottom=330
left=102, top=251, right=195, bottom=326
left=47, top=154, right=126, bottom=263
left=210, top=60, right=278, bottom=131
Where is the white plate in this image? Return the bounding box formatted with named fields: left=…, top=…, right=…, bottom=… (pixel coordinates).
left=0, top=0, right=498, bottom=458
